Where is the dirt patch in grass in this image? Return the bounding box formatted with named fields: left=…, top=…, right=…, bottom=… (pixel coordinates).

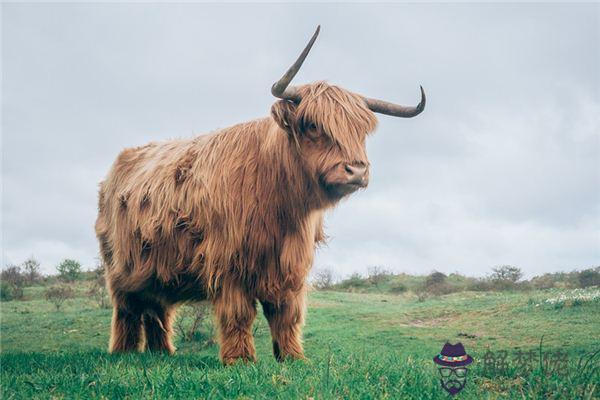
left=308, top=301, right=341, bottom=308
left=404, top=316, right=456, bottom=328
left=368, top=312, right=461, bottom=329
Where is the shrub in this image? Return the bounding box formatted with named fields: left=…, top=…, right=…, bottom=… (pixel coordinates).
left=312, top=268, right=334, bottom=290
left=367, top=266, right=392, bottom=292
left=423, top=271, right=456, bottom=295
left=1, top=281, right=15, bottom=301
left=416, top=291, right=428, bottom=302
left=529, top=271, right=580, bottom=290
left=429, top=282, right=457, bottom=296
left=578, top=268, right=600, bottom=288
left=467, top=278, right=491, bottom=292
left=530, top=274, right=558, bottom=290
left=389, top=282, right=407, bottom=294
left=45, top=285, right=74, bottom=311
left=514, top=280, right=532, bottom=291
left=446, top=273, right=475, bottom=292
left=175, top=302, right=214, bottom=345
left=56, top=259, right=82, bottom=282
left=88, top=264, right=110, bottom=308
left=0, top=265, right=25, bottom=300
left=338, top=273, right=369, bottom=291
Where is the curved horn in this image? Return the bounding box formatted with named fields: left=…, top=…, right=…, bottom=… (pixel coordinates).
left=271, top=25, right=321, bottom=102
left=364, top=85, right=426, bottom=118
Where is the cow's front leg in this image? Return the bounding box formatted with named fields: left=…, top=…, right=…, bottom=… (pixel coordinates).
left=261, top=289, right=306, bottom=362
left=213, top=286, right=257, bottom=365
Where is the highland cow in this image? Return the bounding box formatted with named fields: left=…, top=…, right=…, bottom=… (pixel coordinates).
left=95, top=26, right=425, bottom=364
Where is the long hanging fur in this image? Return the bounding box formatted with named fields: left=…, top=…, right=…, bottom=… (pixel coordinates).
left=96, top=82, right=378, bottom=362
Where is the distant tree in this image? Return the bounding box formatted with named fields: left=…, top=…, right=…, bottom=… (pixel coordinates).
left=490, top=265, right=522, bottom=283
left=367, top=266, right=391, bottom=291
left=0, top=265, right=25, bottom=300
left=45, top=285, right=74, bottom=311
left=312, top=268, right=334, bottom=290
left=1, top=264, right=25, bottom=287
left=424, top=271, right=453, bottom=296
left=578, top=267, right=600, bottom=288
left=22, top=257, right=42, bottom=285
left=489, top=265, right=523, bottom=291
left=56, top=259, right=82, bottom=282
left=425, top=271, right=447, bottom=287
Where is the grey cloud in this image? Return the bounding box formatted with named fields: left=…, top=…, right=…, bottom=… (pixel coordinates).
left=2, top=3, right=599, bottom=276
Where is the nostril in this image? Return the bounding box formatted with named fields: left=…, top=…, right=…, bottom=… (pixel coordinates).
left=344, top=164, right=368, bottom=181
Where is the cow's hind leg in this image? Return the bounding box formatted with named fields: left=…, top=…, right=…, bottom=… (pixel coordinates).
left=143, top=304, right=176, bottom=354
left=109, top=294, right=144, bottom=353
left=261, top=289, right=306, bottom=362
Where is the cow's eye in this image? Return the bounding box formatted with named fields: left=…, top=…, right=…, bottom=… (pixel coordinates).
left=305, top=122, right=319, bottom=139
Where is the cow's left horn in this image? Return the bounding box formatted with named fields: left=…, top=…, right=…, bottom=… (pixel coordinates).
left=364, top=85, right=426, bottom=118
left=271, top=26, right=320, bottom=102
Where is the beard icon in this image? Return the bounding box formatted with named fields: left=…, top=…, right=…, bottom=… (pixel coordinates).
left=440, top=375, right=466, bottom=395
left=439, top=367, right=468, bottom=395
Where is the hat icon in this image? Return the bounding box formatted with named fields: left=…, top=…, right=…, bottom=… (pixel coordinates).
left=433, top=342, right=473, bottom=367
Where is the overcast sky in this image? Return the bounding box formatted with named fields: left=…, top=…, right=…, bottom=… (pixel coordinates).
left=2, top=3, right=599, bottom=278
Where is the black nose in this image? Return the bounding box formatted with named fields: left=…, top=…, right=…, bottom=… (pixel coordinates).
left=344, top=163, right=369, bottom=185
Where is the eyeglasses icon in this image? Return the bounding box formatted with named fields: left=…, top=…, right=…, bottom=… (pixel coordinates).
left=438, top=367, right=468, bottom=378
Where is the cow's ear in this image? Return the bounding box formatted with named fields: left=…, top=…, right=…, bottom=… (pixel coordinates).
left=271, top=100, right=298, bottom=135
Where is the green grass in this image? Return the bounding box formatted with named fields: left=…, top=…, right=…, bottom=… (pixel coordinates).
left=1, top=285, right=599, bottom=399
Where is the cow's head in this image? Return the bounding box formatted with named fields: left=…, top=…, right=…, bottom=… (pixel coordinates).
left=270, top=26, right=425, bottom=202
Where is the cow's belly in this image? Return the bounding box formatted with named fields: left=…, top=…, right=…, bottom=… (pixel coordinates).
left=142, top=274, right=209, bottom=305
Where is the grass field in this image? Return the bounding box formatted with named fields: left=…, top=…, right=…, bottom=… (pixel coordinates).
left=1, top=284, right=599, bottom=399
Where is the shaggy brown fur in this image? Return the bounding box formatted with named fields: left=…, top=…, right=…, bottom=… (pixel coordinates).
left=96, top=82, right=378, bottom=363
